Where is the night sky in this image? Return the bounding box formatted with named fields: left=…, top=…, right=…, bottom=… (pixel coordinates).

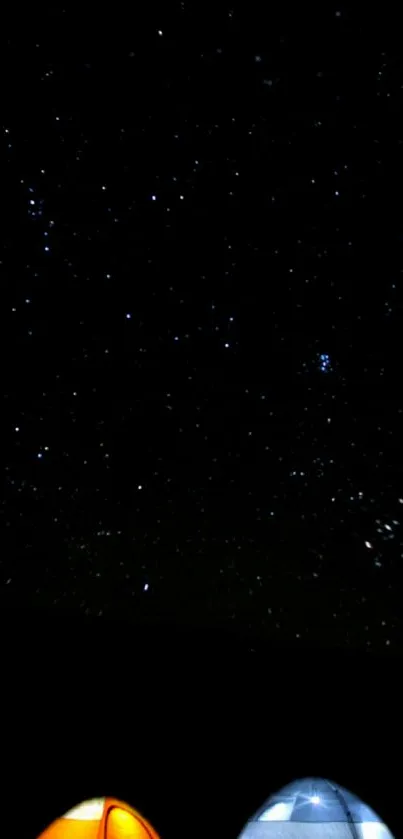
left=2, top=5, right=402, bottom=654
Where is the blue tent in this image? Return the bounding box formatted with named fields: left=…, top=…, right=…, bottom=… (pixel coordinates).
left=238, top=778, right=394, bottom=839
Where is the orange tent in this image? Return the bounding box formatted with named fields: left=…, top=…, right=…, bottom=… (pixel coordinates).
left=37, top=797, right=161, bottom=839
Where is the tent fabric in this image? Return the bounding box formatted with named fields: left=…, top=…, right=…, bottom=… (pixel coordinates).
left=38, top=797, right=160, bottom=839
left=238, top=778, right=395, bottom=839
left=256, top=779, right=378, bottom=822
left=239, top=824, right=393, bottom=839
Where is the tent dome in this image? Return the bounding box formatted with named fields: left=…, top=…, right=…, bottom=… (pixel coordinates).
left=238, top=778, right=394, bottom=839
left=38, top=797, right=161, bottom=839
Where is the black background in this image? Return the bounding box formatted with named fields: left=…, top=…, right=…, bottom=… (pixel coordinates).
left=2, top=610, right=401, bottom=839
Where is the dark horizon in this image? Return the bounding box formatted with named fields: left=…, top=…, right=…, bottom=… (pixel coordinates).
left=3, top=606, right=401, bottom=839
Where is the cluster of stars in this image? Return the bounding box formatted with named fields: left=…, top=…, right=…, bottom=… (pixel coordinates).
left=1, top=6, right=401, bottom=654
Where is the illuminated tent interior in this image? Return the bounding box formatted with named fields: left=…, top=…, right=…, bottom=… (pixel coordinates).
left=237, top=777, right=395, bottom=839
left=37, top=797, right=161, bottom=839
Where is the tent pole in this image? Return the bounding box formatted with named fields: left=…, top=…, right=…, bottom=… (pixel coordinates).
left=324, top=780, right=360, bottom=839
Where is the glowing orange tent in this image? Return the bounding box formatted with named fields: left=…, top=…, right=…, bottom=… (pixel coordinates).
left=37, top=797, right=161, bottom=839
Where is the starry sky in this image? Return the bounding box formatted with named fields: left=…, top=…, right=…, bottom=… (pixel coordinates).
left=1, top=4, right=402, bottom=654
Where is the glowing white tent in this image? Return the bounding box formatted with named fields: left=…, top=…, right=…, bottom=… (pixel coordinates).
left=237, top=778, right=394, bottom=839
